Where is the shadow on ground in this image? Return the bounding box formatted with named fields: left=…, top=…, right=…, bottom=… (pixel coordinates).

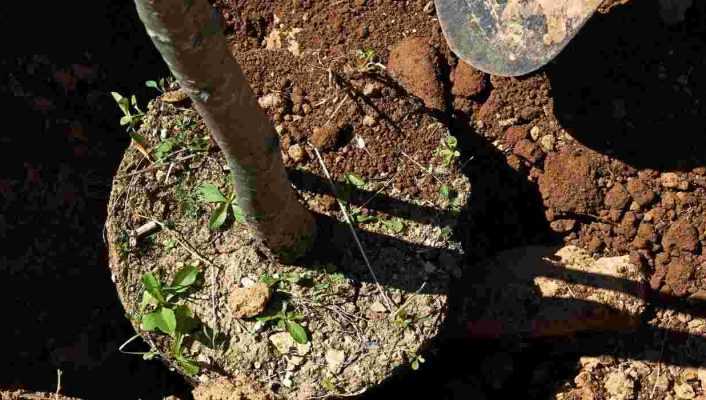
left=549, top=0, right=706, bottom=171
left=0, top=1, right=190, bottom=399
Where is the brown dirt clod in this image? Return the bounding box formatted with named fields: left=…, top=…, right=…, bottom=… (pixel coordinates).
left=228, top=282, right=272, bottom=319
left=387, top=36, right=446, bottom=111
left=451, top=60, right=487, bottom=98
left=604, top=183, right=630, bottom=210
left=664, top=259, right=695, bottom=297
left=626, top=179, right=656, bottom=207
left=310, top=124, right=343, bottom=151
left=539, top=148, right=602, bottom=215
left=662, top=218, right=699, bottom=254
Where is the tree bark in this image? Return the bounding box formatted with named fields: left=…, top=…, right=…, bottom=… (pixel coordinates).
left=134, top=0, right=315, bottom=260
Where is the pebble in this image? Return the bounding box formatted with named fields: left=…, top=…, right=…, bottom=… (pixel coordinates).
left=258, top=93, right=282, bottom=109
left=604, top=371, right=635, bottom=400
left=325, top=349, right=346, bottom=373
left=660, top=172, right=680, bottom=188
left=362, top=115, right=377, bottom=126
left=530, top=126, right=541, bottom=141
left=539, top=134, right=556, bottom=151
left=287, top=143, right=307, bottom=162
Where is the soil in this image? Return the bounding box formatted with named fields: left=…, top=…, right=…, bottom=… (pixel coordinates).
left=4, top=0, right=706, bottom=399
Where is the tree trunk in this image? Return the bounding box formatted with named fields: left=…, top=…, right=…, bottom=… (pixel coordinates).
left=134, top=0, right=315, bottom=260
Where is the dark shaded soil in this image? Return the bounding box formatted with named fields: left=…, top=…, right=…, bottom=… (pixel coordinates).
left=0, top=1, right=190, bottom=399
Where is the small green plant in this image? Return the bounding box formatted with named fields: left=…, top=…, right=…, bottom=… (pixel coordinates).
left=139, top=265, right=201, bottom=375
left=381, top=217, right=405, bottom=233
left=111, top=91, right=144, bottom=132
left=439, top=184, right=463, bottom=211
left=394, top=308, right=414, bottom=329
left=356, top=48, right=385, bottom=72
left=255, top=301, right=309, bottom=344
left=196, top=182, right=245, bottom=230
left=436, top=136, right=461, bottom=167
left=350, top=208, right=377, bottom=224
left=409, top=352, right=426, bottom=371
left=439, top=226, right=454, bottom=241
left=146, top=77, right=169, bottom=93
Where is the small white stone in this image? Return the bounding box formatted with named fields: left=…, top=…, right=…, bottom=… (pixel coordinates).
left=258, top=93, right=282, bottom=109
left=326, top=349, right=346, bottom=373
left=369, top=301, right=387, bottom=313
left=530, top=126, right=541, bottom=141
left=539, top=135, right=556, bottom=152
left=269, top=332, right=295, bottom=354
left=660, top=172, right=680, bottom=188
left=287, top=143, right=307, bottom=162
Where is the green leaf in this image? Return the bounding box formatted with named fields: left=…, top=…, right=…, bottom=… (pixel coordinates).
left=259, top=273, right=279, bottom=287
left=285, top=320, right=309, bottom=344
left=140, top=290, right=159, bottom=309
left=381, top=218, right=405, bottom=233
left=197, top=183, right=226, bottom=203
left=130, top=94, right=138, bottom=107
left=129, top=132, right=147, bottom=147
left=169, top=265, right=199, bottom=292
left=354, top=213, right=377, bottom=223
left=142, top=272, right=165, bottom=304
left=208, top=202, right=229, bottom=230
left=120, top=115, right=131, bottom=126
left=232, top=204, right=246, bottom=224
left=153, top=139, right=175, bottom=161
left=439, top=185, right=450, bottom=199
left=174, top=304, right=199, bottom=333
left=446, top=136, right=458, bottom=149
left=286, top=312, right=305, bottom=321
left=142, top=306, right=177, bottom=336
left=176, top=356, right=199, bottom=376
left=146, top=80, right=159, bottom=90
left=345, top=173, right=366, bottom=188
left=111, top=92, right=130, bottom=115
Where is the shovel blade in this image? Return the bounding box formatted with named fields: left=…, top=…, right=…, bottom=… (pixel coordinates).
left=435, top=0, right=602, bottom=76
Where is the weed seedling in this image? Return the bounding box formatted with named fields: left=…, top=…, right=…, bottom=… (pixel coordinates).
left=409, top=352, right=426, bottom=371
left=435, top=136, right=461, bottom=167
left=380, top=217, right=405, bottom=234
left=145, top=77, right=171, bottom=94
left=356, top=48, right=386, bottom=72
left=196, top=182, right=245, bottom=230
left=255, top=301, right=309, bottom=344
left=111, top=91, right=144, bottom=132
left=128, top=265, right=202, bottom=375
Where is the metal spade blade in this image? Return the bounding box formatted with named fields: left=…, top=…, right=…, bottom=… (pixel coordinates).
left=435, top=0, right=602, bottom=76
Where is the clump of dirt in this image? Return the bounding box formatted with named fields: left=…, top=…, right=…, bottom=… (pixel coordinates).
left=228, top=283, right=272, bottom=319
left=451, top=61, right=488, bottom=99
left=538, top=147, right=603, bottom=216
left=388, top=37, right=446, bottom=111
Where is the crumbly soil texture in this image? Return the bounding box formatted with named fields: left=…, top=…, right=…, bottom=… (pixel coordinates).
left=104, top=0, right=706, bottom=399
